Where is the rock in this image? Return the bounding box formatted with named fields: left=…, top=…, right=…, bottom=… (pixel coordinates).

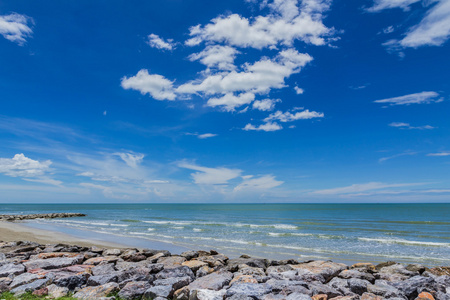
left=361, top=292, right=384, bottom=300
left=226, top=294, right=254, bottom=300
left=291, top=261, right=347, bottom=282
left=153, top=276, right=192, bottom=294
left=230, top=274, right=258, bottom=285
left=24, top=256, right=83, bottom=270
left=87, top=274, right=118, bottom=286
left=226, top=283, right=273, bottom=299
left=347, top=278, right=369, bottom=295
left=227, top=258, right=268, bottom=271
left=295, top=269, right=327, bottom=283
left=92, top=263, right=116, bottom=276
left=148, top=252, right=167, bottom=263
left=0, top=213, right=85, bottom=221
left=196, top=254, right=228, bottom=268
left=281, top=284, right=311, bottom=296
left=378, top=263, right=418, bottom=282
left=338, top=269, right=375, bottom=283
left=367, top=280, right=405, bottom=298
left=73, top=282, right=119, bottom=299
left=11, top=278, right=51, bottom=296
left=0, top=263, right=25, bottom=277
left=173, top=286, right=190, bottom=300
left=118, top=281, right=151, bottom=299
left=266, top=265, right=295, bottom=275
left=103, top=248, right=123, bottom=256
left=327, top=277, right=352, bottom=295
left=32, top=287, right=48, bottom=296
left=417, top=291, right=435, bottom=300
left=156, top=266, right=195, bottom=280
left=286, top=293, right=313, bottom=300
left=145, top=284, right=173, bottom=299
left=391, top=275, right=435, bottom=299
left=350, top=263, right=376, bottom=272
left=308, top=282, right=342, bottom=298
left=158, top=256, right=187, bottom=268
left=54, top=274, right=89, bottom=290
left=196, top=265, right=214, bottom=277
left=312, top=295, right=328, bottom=300
left=9, top=272, right=42, bottom=289
left=429, top=267, right=450, bottom=276
left=189, top=271, right=233, bottom=291
left=189, top=288, right=226, bottom=300
left=329, top=296, right=359, bottom=300
left=262, top=293, right=286, bottom=300
left=47, top=284, right=69, bottom=298
left=237, top=266, right=266, bottom=277
left=406, top=264, right=427, bottom=274
left=183, top=260, right=208, bottom=272
left=181, top=250, right=199, bottom=260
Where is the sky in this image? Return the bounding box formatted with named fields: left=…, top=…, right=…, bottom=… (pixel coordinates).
left=0, top=0, right=449, bottom=203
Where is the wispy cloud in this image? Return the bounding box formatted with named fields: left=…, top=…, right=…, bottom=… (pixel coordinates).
left=0, top=13, right=33, bottom=45
left=427, top=151, right=450, bottom=157
left=312, top=181, right=426, bottom=195
left=243, top=122, right=283, bottom=132
left=234, top=175, right=283, bottom=192
left=374, top=91, right=443, bottom=106
left=389, top=122, right=435, bottom=130
left=379, top=151, right=417, bottom=162
left=147, top=34, right=176, bottom=51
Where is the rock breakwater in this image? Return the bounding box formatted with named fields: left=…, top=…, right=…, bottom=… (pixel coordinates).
left=0, top=213, right=86, bottom=221
left=0, top=240, right=449, bottom=299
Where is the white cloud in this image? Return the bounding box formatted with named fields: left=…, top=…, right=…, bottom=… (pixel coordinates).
left=197, top=133, right=218, bottom=139
left=294, top=86, right=304, bottom=94
left=178, top=49, right=312, bottom=96
left=367, top=0, right=420, bottom=12
left=370, top=0, right=450, bottom=49
left=379, top=151, right=417, bottom=162
left=264, top=109, right=324, bottom=122
left=178, top=162, right=242, bottom=185
left=374, top=91, right=443, bottom=106
left=113, top=152, right=145, bottom=168
left=188, top=45, right=239, bottom=70
left=312, top=181, right=424, bottom=195
left=234, top=175, right=283, bottom=191
left=427, top=151, right=450, bottom=156
left=243, top=122, right=283, bottom=131
left=252, top=99, right=280, bottom=111
left=185, top=0, right=333, bottom=49
left=147, top=34, right=175, bottom=50
left=121, top=69, right=176, bottom=100
left=0, top=13, right=33, bottom=45
left=23, top=178, right=62, bottom=186
left=0, top=154, right=51, bottom=177
left=207, top=93, right=256, bottom=111
left=389, top=122, right=435, bottom=129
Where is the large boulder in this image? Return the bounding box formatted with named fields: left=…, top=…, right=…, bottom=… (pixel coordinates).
left=118, top=281, right=152, bottom=300
left=73, top=282, right=119, bottom=299
left=189, top=271, right=233, bottom=291
left=291, top=260, right=347, bottom=282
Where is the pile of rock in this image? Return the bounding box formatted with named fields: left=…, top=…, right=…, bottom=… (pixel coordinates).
left=0, top=240, right=449, bottom=300
left=0, top=213, right=86, bottom=221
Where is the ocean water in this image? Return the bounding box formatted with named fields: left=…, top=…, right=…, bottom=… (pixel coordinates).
left=1, top=203, right=449, bottom=266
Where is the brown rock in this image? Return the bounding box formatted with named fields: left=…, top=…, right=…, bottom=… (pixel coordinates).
left=182, top=260, right=208, bottom=272
left=158, top=256, right=187, bottom=269
left=312, top=294, right=328, bottom=300
left=416, top=292, right=435, bottom=300
left=35, top=252, right=80, bottom=259
left=73, top=282, right=118, bottom=299
left=429, top=266, right=450, bottom=276
left=83, top=257, right=106, bottom=265
left=230, top=274, right=258, bottom=285
left=173, top=286, right=190, bottom=300
left=32, top=287, right=48, bottom=296
left=350, top=263, right=376, bottom=272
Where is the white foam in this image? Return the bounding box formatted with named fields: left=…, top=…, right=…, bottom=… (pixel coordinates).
left=359, top=237, right=450, bottom=247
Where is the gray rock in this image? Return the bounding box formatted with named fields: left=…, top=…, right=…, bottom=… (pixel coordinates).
left=327, top=277, right=351, bottom=294
left=347, top=278, right=369, bottom=295
left=189, top=288, right=226, bottom=300
left=308, top=282, right=342, bottom=298
left=227, top=258, right=268, bottom=271
left=9, top=272, right=41, bottom=289
left=145, top=284, right=173, bottom=299
left=156, top=266, right=195, bottom=280
left=118, top=281, right=151, bottom=299
left=226, top=283, right=273, bottom=299
left=237, top=266, right=266, bottom=277
left=226, top=294, right=254, bottom=300
left=92, top=263, right=116, bottom=276
left=47, top=284, right=69, bottom=298
left=391, top=275, right=434, bottom=298
left=116, top=268, right=153, bottom=283
left=154, top=276, right=192, bottom=292
left=103, top=248, right=123, bottom=256
left=265, top=278, right=308, bottom=292
left=266, top=265, right=294, bottom=275
left=189, top=271, right=233, bottom=291
left=281, top=285, right=311, bottom=296
left=339, top=269, right=375, bottom=283
left=295, top=269, right=326, bottom=283
left=262, top=294, right=286, bottom=300
left=54, top=274, right=88, bottom=290
left=87, top=274, right=118, bottom=286
left=291, top=260, right=347, bottom=283
left=367, top=280, right=405, bottom=298
left=0, top=263, right=25, bottom=277
left=23, top=256, right=83, bottom=270
left=73, top=282, right=119, bottom=299
left=158, top=256, right=187, bottom=269
left=286, top=293, right=312, bottom=300
left=11, top=278, right=50, bottom=296
left=181, top=250, right=199, bottom=260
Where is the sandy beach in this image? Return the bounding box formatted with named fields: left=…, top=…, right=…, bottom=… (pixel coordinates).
left=0, top=221, right=127, bottom=249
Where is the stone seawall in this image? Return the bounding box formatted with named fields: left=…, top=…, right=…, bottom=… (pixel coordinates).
left=0, top=213, right=86, bottom=221
left=0, top=240, right=449, bottom=300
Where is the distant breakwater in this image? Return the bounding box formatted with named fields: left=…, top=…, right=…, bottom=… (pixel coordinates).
left=0, top=240, right=449, bottom=299
left=0, top=213, right=86, bottom=221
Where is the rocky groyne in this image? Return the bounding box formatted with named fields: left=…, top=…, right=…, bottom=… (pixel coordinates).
left=0, top=241, right=449, bottom=299
left=0, top=213, right=86, bottom=221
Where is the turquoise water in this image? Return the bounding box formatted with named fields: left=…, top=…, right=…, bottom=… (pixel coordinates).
left=1, top=204, right=449, bottom=266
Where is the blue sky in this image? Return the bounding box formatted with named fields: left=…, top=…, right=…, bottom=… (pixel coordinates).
left=0, top=0, right=449, bottom=203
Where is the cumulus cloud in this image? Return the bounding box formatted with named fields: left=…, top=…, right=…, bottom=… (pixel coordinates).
left=243, top=122, right=283, bottom=131
left=121, top=69, right=176, bottom=100
left=0, top=154, right=51, bottom=177
left=178, top=162, right=242, bottom=185
left=147, top=34, right=175, bottom=50
left=207, top=93, right=256, bottom=111
left=234, top=174, right=283, bottom=192
left=114, top=152, right=145, bottom=168
left=185, top=0, right=333, bottom=48
left=294, top=86, right=304, bottom=94
left=264, top=108, right=324, bottom=122
left=188, top=45, right=239, bottom=70
left=389, top=122, right=435, bottom=129
left=0, top=13, right=33, bottom=45
left=427, top=151, right=450, bottom=156
left=374, top=91, right=443, bottom=106
left=370, top=0, right=450, bottom=49
left=252, top=99, right=281, bottom=111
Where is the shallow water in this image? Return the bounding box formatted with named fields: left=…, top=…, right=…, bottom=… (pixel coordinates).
left=2, top=203, right=449, bottom=266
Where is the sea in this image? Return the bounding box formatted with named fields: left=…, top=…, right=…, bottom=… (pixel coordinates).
left=1, top=203, right=449, bottom=266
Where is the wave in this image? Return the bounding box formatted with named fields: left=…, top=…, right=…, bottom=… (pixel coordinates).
left=358, top=237, right=450, bottom=247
